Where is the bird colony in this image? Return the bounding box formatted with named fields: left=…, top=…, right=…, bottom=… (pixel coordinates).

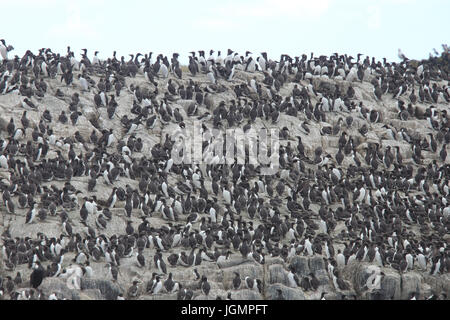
left=0, top=40, right=449, bottom=300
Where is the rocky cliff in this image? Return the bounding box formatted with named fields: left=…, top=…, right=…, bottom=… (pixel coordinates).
left=0, top=48, right=449, bottom=300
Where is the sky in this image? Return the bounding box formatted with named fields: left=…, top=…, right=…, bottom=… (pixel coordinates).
left=1, top=0, right=449, bottom=65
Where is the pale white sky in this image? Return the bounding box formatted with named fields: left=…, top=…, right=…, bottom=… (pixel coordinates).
left=2, top=0, right=449, bottom=64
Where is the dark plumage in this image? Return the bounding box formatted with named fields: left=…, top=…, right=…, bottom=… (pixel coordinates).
left=30, top=262, right=45, bottom=289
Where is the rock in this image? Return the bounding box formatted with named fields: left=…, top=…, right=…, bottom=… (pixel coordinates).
left=217, top=257, right=249, bottom=269
left=266, top=283, right=305, bottom=300
left=400, top=272, right=422, bottom=300
left=79, top=289, right=104, bottom=300
left=233, top=69, right=265, bottom=84
left=139, top=293, right=178, bottom=300
left=379, top=272, right=401, bottom=300
left=228, top=289, right=262, bottom=300
left=315, top=79, right=336, bottom=96
left=308, top=256, right=326, bottom=274
left=420, top=282, right=433, bottom=300
left=320, top=292, right=343, bottom=300
left=268, top=264, right=288, bottom=285
left=39, top=277, right=81, bottom=300
left=264, top=256, right=285, bottom=268
left=314, top=269, right=330, bottom=286
left=171, top=264, right=223, bottom=284
left=345, top=263, right=380, bottom=294
left=423, top=274, right=450, bottom=298
left=194, top=288, right=229, bottom=300
left=80, top=279, right=122, bottom=300
left=9, top=221, right=62, bottom=239
left=0, top=117, right=8, bottom=132
left=289, top=256, right=310, bottom=277
left=360, top=91, right=373, bottom=102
